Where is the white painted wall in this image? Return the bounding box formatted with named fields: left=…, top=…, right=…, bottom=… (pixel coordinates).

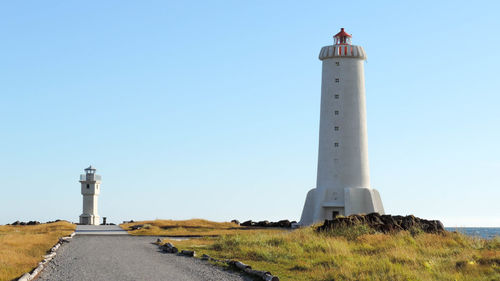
left=299, top=42, right=384, bottom=225
left=316, top=57, right=370, bottom=197
left=79, top=175, right=101, bottom=225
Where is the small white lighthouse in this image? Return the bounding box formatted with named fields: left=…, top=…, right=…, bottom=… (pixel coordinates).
left=79, top=166, right=101, bottom=225
left=299, top=28, right=384, bottom=225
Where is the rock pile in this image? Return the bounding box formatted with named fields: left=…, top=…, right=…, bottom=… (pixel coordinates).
left=9, top=221, right=41, bottom=226
left=240, top=220, right=296, bottom=228
left=317, top=213, right=445, bottom=234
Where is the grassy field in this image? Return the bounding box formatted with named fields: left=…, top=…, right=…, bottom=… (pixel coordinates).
left=0, top=221, right=75, bottom=281
left=133, top=220, right=500, bottom=281
left=121, top=219, right=286, bottom=236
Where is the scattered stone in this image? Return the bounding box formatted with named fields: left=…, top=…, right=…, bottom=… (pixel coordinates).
left=155, top=238, right=281, bottom=281
left=263, top=273, right=280, bottom=281
left=18, top=273, right=30, bottom=281
left=231, top=219, right=240, bottom=225
left=44, top=253, right=56, bottom=259
left=317, top=213, right=445, bottom=234
left=229, top=260, right=279, bottom=281
left=244, top=268, right=270, bottom=278
left=129, top=224, right=144, bottom=230
left=160, top=242, right=179, bottom=253
left=180, top=250, right=195, bottom=257
left=232, top=261, right=251, bottom=270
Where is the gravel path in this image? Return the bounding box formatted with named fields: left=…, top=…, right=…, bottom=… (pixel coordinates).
left=38, top=236, right=252, bottom=281
left=74, top=225, right=129, bottom=235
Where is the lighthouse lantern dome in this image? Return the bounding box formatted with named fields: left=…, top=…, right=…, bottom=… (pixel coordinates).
left=334, top=28, right=352, bottom=45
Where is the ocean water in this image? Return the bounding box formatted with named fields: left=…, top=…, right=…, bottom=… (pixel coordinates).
left=445, top=227, right=500, bottom=239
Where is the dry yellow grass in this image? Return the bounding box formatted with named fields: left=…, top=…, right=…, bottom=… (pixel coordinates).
left=153, top=222, right=500, bottom=281
left=120, top=219, right=286, bottom=236
left=0, top=221, right=75, bottom=281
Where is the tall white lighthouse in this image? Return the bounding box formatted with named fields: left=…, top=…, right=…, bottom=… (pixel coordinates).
left=299, top=28, right=384, bottom=225
left=79, top=166, right=101, bottom=225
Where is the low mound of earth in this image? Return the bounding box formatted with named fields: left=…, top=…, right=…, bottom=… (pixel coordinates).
left=317, top=213, right=445, bottom=233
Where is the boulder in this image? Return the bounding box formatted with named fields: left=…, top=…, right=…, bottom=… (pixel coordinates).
left=161, top=242, right=179, bottom=253
left=257, top=221, right=270, bottom=227
left=241, top=220, right=253, bottom=226
left=180, top=250, right=195, bottom=257
left=317, top=214, right=445, bottom=234
left=231, top=220, right=240, bottom=225
left=277, top=220, right=291, bottom=228
left=269, top=221, right=279, bottom=227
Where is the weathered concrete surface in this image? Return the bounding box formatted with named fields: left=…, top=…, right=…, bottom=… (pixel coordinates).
left=75, top=225, right=129, bottom=235
left=38, top=236, right=251, bottom=281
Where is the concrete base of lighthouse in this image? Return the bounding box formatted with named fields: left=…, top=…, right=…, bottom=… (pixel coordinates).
left=299, top=187, right=384, bottom=226
left=79, top=214, right=100, bottom=225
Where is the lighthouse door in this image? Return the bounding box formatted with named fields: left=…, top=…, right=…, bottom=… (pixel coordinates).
left=81, top=217, right=89, bottom=225
left=332, top=211, right=339, bottom=219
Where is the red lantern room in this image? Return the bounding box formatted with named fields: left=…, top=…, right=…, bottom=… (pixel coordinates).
left=334, top=28, right=352, bottom=45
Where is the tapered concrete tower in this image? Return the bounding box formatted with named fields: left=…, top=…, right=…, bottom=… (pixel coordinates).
left=299, top=28, right=384, bottom=225
left=79, top=166, right=101, bottom=225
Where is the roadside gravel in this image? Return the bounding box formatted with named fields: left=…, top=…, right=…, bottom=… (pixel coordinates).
left=37, top=236, right=252, bottom=281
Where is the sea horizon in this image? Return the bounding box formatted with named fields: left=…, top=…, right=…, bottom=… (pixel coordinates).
left=445, top=227, right=500, bottom=239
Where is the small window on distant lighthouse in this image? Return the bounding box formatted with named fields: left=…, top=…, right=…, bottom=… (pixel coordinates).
left=334, top=126, right=339, bottom=131
left=86, top=184, right=89, bottom=189
left=334, top=142, right=339, bottom=147
left=335, top=78, right=339, bottom=83
left=334, top=94, right=339, bottom=99
left=335, top=62, right=340, bottom=66
left=335, top=110, right=339, bottom=115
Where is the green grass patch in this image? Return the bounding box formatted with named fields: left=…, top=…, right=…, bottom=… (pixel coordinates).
left=158, top=223, right=500, bottom=281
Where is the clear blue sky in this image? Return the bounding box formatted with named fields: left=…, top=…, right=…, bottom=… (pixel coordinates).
left=1, top=1, right=499, bottom=227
